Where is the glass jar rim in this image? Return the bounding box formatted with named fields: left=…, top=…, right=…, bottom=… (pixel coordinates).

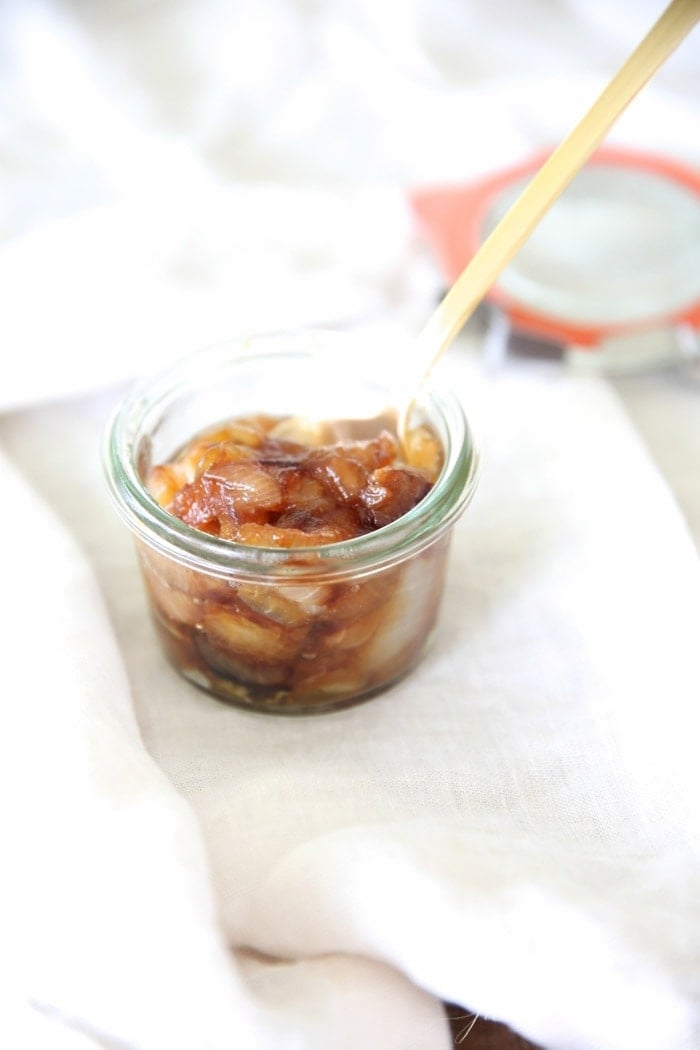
left=103, top=334, right=479, bottom=581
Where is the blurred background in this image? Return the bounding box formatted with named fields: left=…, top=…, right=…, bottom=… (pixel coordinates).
left=1, top=0, right=698, bottom=406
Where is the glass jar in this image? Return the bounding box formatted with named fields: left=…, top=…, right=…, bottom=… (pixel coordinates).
left=104, top=331, right=478, bottom=714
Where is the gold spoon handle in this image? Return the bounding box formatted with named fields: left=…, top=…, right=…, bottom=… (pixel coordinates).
left=415, top=0, right=700, bottom=378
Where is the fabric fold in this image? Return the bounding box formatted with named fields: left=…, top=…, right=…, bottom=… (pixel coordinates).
left=1, top=448, right=448, bottom=1050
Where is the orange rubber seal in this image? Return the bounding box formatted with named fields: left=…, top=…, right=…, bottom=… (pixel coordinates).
left=410, top=147, right=700, bottom=348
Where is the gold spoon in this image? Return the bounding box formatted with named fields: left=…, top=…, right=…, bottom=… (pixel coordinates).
left=287, top=0, right=698, bottom=452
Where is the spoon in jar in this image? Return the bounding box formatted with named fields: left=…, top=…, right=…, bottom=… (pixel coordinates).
left=285, top=0, right=698, bottom=453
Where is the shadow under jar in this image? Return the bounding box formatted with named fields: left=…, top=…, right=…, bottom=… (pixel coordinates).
left=104, top=332, right=479, bottom=714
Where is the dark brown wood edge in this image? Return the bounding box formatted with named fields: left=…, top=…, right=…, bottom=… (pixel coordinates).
left=445, top=1003, right=543, bottom=1048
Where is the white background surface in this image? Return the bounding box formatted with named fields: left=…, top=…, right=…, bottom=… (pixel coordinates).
left=1, top=3, right=699, bottom=1048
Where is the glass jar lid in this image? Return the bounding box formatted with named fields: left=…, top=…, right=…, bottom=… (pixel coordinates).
left=411, top=147, right=700, bottom=349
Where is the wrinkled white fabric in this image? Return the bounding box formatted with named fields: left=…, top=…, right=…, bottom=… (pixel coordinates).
left=1, top=2, right=699, bottom=1049
left=0, top=444, right=445, bottom=1050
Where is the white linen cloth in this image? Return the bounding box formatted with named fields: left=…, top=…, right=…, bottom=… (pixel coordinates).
left=1, top=2, right=700, bottom=1049
left=4, top=351, right=700, bottom=1050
